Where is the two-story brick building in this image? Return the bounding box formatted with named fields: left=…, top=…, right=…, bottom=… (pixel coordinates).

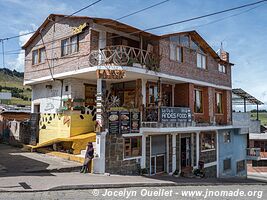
left=23, top=14, right=249, bottom=178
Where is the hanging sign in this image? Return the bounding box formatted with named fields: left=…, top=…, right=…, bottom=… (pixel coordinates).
left=96, top=69, right=125, bottom=79
left=72, top=22, right=88, bottom=35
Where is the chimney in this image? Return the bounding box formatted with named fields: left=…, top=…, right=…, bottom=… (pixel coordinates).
left=220, top=50, right=229, bottom=62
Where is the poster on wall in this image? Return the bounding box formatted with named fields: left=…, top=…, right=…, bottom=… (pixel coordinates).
left=120, top=111, right=130, bottom=134
left=108, top=111, right=120, bottom=134
left=130, top=111, right=140, bottom=133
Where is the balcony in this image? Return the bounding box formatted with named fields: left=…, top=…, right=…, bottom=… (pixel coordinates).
left=141, top=106, right=193, bottom=128
left=88, top=45, right=159, bottom=70
left=247, top=148, right=261, bottom=161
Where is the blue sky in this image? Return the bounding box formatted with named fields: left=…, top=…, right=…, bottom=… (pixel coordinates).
left=0, top=0, right=267, bottom=107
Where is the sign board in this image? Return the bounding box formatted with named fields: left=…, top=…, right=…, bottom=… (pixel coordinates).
left=72, top=22, right=88, bottom=35
left=0, top=92, right=11, bottom=100
left=108, top=111, right=140, bottom=134
left=120, top=111, right=130, bottom=134
left=108, top=111, right=120, bottom=134
left=160, top=107, right=192, bottom=123
left=97, top=70, right=125, bottom=79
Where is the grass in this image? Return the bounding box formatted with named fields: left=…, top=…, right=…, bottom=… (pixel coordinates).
left=250, top=112, right=267, bottom=126
left=10, top=97, right=31, bottom=106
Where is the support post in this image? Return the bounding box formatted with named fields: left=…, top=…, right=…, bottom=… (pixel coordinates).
left=166, top=134, right=169, bottom=173
left=196, top=132, right=200, bottom=168
left=172, top=133, right=177, bottom=173
left=141, top=134, right=146, bottom=169
left=257, top=103, right=259, bottom=120
left=244, top=98, right=247, bottom=112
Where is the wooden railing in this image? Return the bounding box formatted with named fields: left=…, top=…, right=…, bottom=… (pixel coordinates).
left=88, top=45, right=159, bottom=70
left=247, top=148, right=261, bottom=161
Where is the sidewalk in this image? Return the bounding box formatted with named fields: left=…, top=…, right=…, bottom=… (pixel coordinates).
left=0, top=172, right=266, bottom=192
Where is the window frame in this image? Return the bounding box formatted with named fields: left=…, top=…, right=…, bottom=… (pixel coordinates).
left=223, top=131, right=231, bottom=143
left=197, top=53, right=207, bottom=69
left=32, top=47, right=45, bottom=66
left=123, top=136, right=142, bottom=160
left=201, top=132, right=216, bottom=151
left=194, top=89, right=203, bottom=114
left=170, top=43, right=183, bottom=63
left=218, top=63, right=226, bottom=73
left=215, top=92, right=223, bottom=114
left=236, top=160, right=246, bottom=173
left=223, top=158, right=231, bottom=172
left=61, top=34, right=79, bottom=57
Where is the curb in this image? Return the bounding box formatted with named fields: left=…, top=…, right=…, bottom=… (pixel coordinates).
left=22, top=166, right=81, bottom=174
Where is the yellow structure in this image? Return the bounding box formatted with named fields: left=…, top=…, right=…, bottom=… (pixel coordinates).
left=37, top=111, right=96, bottom=155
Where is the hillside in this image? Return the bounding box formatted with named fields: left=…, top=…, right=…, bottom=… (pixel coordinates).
left=0, top=68, right=31, bottom=106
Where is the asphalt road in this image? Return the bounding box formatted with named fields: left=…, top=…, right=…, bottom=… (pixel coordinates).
left=1, top=185, right=266, bottom=200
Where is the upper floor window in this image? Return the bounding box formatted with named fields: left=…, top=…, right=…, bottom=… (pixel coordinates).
left=32, top=47, right=45, bottom=65
left=61, top=35, right=79, bottom=56
left=197, top=53, right=206, bottom=69
left=170, top=44, right=183, bottom=62
left=223, top=131, right=231, bottom=143
left=215, top=92, right=223, bottom=114
left=148, top=83, right=158, bottom=106
left=218, top=64, right=226, bottom=73
left=194, top=89, right=203, bottom=113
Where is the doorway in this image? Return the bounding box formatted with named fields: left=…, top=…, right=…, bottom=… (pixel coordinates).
left=150, top=154, right=165, bottom=175
left=181, top=137, right=191, bottom=168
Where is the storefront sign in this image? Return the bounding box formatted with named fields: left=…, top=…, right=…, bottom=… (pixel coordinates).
left=120, top=111, right=130, bottom=134
left=160, top=107, right=192, bottom=122
left=130, top=111, right=140, bottom=133
left=97, top=70, right=125, bottom=79
left=108, top=111, right=120, bottom=134
left=72, top=22, right=88, bottom=35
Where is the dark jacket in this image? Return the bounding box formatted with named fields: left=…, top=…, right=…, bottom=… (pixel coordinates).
left=85, top=147, right=94, bottom=159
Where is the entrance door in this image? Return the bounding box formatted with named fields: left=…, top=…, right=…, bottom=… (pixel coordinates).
left=150, top=154, right=165, bottom=175
left=181, top=137, right=191, bottom=168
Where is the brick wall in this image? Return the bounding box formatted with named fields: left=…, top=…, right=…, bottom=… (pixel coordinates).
left=24, top=16, right=93, bottom=81
left=159, top=39, right=232, bottom=87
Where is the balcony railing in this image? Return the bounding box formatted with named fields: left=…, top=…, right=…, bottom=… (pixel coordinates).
left=247, top=148, right=261, bottom=161
left=88, top=45, right=159, bottom=70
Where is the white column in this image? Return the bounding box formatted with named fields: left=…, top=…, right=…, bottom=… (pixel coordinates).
left=191, top=133, right=194, bottom=167
left=141, top=79, right=146, bottom=105
left=172, top=133, right=177, bottom=173
left=166, top=134, right=169, bottom=173
left=172, top=84, right=175, bottom=106
left=216, top=130, right=219, bottom=178
left=196, top=131, right=200, bottom=168
left=99, top=31, right=106, bottom=49
left=141, top=134, right=146, bottom=169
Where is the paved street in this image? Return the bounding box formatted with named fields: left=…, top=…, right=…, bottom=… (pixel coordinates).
left=0, top=185, right=266, bottom=200
left=0, top=144, right=81, bottom=175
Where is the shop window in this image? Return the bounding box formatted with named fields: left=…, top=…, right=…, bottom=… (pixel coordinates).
left=32, top=47, right=45, bottom=65
left=223, top=131, right=231, bottom=143
left=218, top=64, right=226, bottom=73
left=61, top=35, right=79, bottom=56
left=236, top=160, right=245, bottom=173
left=124, top=137, right=141, bottom=159
left=215, top=92, right=223, bottom=114
left=197, top=53, right=206, bottom=69
left=223, top=158, right=231, bottom=171
left=194, top=89, right=203, bottom=113
left=201, top=132, right=215, bottom=151
left=112, top=81, right=136, bottom=107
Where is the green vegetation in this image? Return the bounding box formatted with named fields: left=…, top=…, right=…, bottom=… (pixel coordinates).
left=251, top=112, right=267, bottom=126
left=0, top=68, right=31, bottom=106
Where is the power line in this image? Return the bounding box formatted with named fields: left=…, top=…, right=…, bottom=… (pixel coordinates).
left=0, top=0, right=170, bottom=54
left=0, top=0, right=103, bottom=41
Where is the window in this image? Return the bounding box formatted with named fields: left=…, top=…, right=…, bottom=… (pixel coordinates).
left=218, top=64, right=226, bottom=73
left=197, top=53, right=206, bottom=69
left=148, top=83, right=158, bottom=105
left=124, top=137, right=141, bottom=158
left=201, top=132, right=216, bottom=151
left=215, top=92, right=223, bottom=114
left=170, top=43, right=183, bottom=62
left=194, top=89, right=203, bottom=113
left=65, top=85, right=69, bottom=92
left=237, top=160, right=245, bottom=173
left=223, top=158, right=231, bottom=171
left=32, top=47, right=45, bottom=65
left=61, top=35, right=79, bottom=56
left=223, top=131, right=231, bottom=143
left=32, top=49, right=38, bottom=65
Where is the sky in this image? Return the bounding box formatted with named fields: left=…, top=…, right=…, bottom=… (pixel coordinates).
left=0, top=0, right=266, bottom=108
